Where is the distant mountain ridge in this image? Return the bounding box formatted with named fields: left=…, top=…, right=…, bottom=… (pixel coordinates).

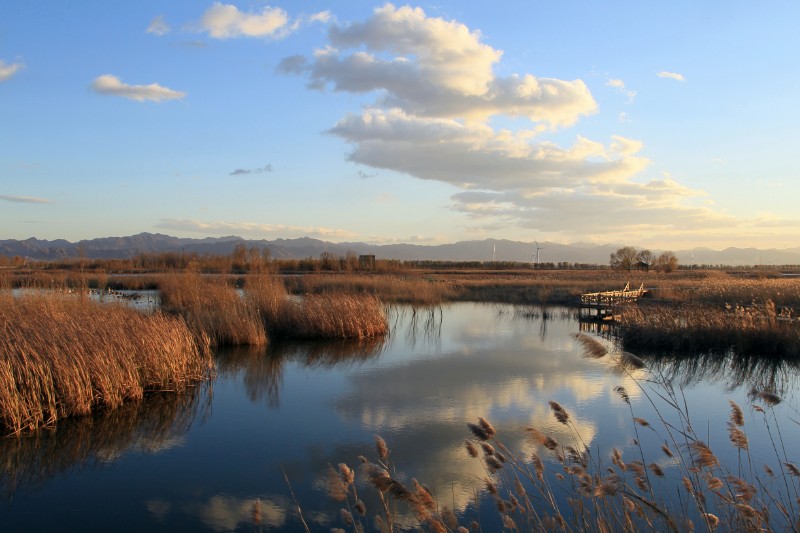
left=1, top=233, right=799, bottom=267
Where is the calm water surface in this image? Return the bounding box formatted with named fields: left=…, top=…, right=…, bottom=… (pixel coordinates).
left=1, top=303, right=798, bottom=531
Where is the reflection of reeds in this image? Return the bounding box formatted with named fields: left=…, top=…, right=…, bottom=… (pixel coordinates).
left=638, top=349, right=798, bottom=393
left=0, top=293, right=211, bottom=434
left=215, top=337, right=387, bottom=408
left=0, top=384, right=209, bottom=495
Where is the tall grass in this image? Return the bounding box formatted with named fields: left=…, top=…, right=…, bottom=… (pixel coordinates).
left=245, top=274, right=389, bottom=339
left=283, top=273, right=457, bottom=306
left=159, top=272, right=389, bottom=342
left=279, top=293, right=389, bottom=339
left=159, top=272, right=267, bottom=346
left=0, top=293, right=211, bottom=435
left=618, top=300, right=800, bottom=357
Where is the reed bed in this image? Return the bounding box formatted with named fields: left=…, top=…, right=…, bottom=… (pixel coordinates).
left=327, top=335, right=799, bottom=532
left=618, top=300, right=800, bottom=357
left=283, top=273, right=458, bottom=306
left=0, top=293, right=211, bottom=435
left=159, top=272, right=267, bottom=346
left=278, top=293, right=388, bottom=339
left=243, top=273, right=389, bottom=339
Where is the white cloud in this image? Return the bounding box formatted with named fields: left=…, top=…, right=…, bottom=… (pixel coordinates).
left=657, top=71, right=685, bottom=82
left=0, top=59, right=24, bottom=82
left=200, top=2, right=289, bottom=39
left=156, top=218, right=358, bottom=240
left=0, top=194, right=52, bottom=204
left=283, top=4, right=596, bottom=126
left=91, top=74, right=185, bottom=102
left=329, top=108, right=650, bottom=191
left=605, top=77, right=636, bottom=103
left=146, top=15, right=170, bottom=36
left=308, top=11, right=332, bottom=24
left=283, top=4, right=778, bottom=244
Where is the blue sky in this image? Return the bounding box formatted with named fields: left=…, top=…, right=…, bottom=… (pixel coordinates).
left=2, top=1, right=799, bottom=249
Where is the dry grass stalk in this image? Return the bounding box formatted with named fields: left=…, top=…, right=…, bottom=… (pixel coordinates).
left=275, top=293, right=389, bottom=339
left=0, top=293, right=210, bottom=434
left=159, top=272, right=266, bottom=346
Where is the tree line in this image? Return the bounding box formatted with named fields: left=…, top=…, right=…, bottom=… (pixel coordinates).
left=609, top=246, right=678, bottom=272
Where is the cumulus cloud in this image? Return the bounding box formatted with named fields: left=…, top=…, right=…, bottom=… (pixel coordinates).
left=281, top=4, right=759, bottom=243
left=0, top=194, right=52, bottom=204
left=156, top=218, right=358, bottom=239
left=0, top=59, right=24, bottom=82
left=329, top=108, right=650, bottom=190
left=229, top=164, right=272, bottom=176
left=198, top=3, right=329, bottom=39
left=91, top=74, right=185, bottom=102
left=146, top=15, right=170, bottom=36
left=657, top=71, right=685, bottom=81
left=281, top=4, right=596, bottom=125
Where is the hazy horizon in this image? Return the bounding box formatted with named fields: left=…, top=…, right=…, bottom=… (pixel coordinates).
left=2, top=2, right=799, bottom=250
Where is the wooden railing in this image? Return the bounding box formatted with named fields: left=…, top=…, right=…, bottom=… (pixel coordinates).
left=580, top=282, right=646, bottom=307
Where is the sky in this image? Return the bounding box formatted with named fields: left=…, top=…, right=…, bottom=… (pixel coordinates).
left=2, top=1, right=799, bottom=250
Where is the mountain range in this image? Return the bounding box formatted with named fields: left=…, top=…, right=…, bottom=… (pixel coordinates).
left=1, top=233, right=799, bottom=267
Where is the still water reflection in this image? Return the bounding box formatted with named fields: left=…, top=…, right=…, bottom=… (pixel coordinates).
left=1, top=303, right=797, bottom=531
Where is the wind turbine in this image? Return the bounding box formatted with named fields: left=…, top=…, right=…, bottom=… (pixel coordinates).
left=534, top=241, right=544, bottom=268
left=492, top=243, right=496, bottom=262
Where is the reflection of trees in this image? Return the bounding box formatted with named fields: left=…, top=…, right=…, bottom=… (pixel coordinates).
left=215, top=337, right=388, bottom=408
left=641, top=351, right=799, bottom=396
left=0, top=386, right=210, bottom=496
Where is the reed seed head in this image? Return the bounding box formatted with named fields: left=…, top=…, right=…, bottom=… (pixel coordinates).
left=528, top=427, right=559, bottom=451
left=374, top=435, right=389, bottom=460
left=702, top=513, right=719, bottom=529
left=728, top=400, right=745, bottom=426
left=464, top=440, right=478, bottom=458
left=477, top=417, right=496, bottom=438
left=649, top=463, right=665, bottom=477
left=549, top=401, right=570, bottom=425
left=614, top=386, right=631, bottom=405
left=467, top=423, right=490, bottom=441
left=752, top=389, right=781, bottom=406
left=691, top=441, right=719, bottom=469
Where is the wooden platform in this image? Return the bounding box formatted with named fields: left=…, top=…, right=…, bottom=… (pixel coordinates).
left=579, top=283, right=646, bottom=321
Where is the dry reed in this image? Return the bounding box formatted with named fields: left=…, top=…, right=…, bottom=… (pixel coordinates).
left=159, top=272, right=267, bottom=346
left=0, top=293, right=211, bottom=434
left=618, top=300, right=800, bottom=357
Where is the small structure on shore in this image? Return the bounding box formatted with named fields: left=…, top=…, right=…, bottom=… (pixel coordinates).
left=358, top=255, right=376, bottom=271
left=579, top=282, right=646, bottom=321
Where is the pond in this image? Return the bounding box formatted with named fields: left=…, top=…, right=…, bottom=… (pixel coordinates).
left=1, top=303, right=798, bottom=531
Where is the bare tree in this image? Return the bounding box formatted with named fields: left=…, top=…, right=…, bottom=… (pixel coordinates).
left=637, top=249, right=655, bottom=270
left=655, top=251, right=679, bottom=273
left=610, top=246, right=639, bottom=270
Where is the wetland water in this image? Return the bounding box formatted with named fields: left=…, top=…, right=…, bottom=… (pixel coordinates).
left=1, top=303, right=798, bottom=531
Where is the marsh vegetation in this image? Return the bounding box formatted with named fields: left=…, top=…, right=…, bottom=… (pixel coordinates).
left=1, top=258, right=799, bottom=530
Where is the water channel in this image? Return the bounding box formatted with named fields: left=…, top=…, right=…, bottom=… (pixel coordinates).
left=1, top=303, right=798, bottom=531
